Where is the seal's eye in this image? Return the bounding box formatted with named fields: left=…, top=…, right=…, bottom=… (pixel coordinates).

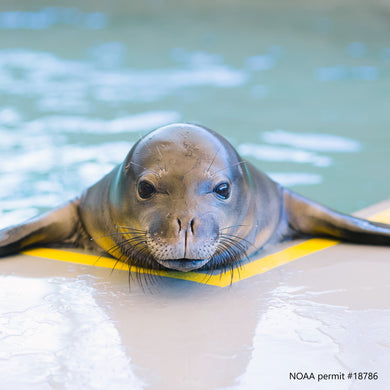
left=138, top=180, right=156, bottom=199
left=214, top=182, right=230, bottom=200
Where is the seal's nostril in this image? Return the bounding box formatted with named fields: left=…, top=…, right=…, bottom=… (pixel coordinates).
left=190, top=218, right=195, bottom=234
left=177, top=218, right=182, bottom=233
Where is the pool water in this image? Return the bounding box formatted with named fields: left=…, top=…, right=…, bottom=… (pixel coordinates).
left=0, top=0, right=389, bottom=227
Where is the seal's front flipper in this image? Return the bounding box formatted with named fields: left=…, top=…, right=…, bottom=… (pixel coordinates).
left=0, top=199, right=81, bottom=257
left=283, top=189, right=390, bottom=245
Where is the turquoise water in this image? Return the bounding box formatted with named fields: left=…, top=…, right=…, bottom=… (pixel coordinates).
left=0, top=1, right=389, bottom=228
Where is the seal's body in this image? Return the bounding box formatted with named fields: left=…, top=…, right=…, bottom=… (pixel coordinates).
left=1, top=124, right=390, bottom=272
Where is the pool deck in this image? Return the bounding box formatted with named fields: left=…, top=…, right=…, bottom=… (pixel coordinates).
left=1, top=199, right=390, bottom=389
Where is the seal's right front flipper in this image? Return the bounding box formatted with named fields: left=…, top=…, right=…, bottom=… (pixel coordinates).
left=0, top=199, right=81, bottom=257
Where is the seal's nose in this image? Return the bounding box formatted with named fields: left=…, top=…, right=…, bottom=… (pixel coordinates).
left=146, top=212, right=219, bottom=265
left=176, top=217, right=197, bottom=258
left=176, top=217, right=195, bottom=235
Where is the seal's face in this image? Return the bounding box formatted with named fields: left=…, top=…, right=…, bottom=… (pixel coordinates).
left=110, top=124, right=253, bottom=272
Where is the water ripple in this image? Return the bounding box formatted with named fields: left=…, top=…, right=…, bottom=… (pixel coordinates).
left=237, top=143, right=332, bottom=167
left=261, top=129, right=362, bottom=153
left=0, top=49, right=249, bottom=111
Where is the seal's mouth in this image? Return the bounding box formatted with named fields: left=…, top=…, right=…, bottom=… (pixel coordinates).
left=157, top=258, right=210, bottom=272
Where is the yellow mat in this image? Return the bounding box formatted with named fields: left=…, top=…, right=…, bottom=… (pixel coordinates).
left=22, top=208, right=390, bottom=287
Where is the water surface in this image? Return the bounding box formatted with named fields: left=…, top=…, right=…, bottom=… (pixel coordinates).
left=0, top=0, right=389, bottom=224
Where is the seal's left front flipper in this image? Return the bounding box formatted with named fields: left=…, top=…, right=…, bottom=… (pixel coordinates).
left=283, top=189, right=390, bottom=245
left=0, top=199, right=81, bottom=257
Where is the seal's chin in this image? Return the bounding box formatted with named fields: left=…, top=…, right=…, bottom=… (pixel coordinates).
left=155, top=258, right=210, bottom=272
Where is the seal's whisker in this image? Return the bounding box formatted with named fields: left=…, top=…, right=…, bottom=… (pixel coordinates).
left=105, top=234, right=166, bottom=290
left=91, top=232, right=143, bottom=240
left=183, top=165, right=197, bottom=177
left=153, top=145, right=165, bottom=173
left=211, top=231, right=251, bottom=276
left=220, top=235, right=254, bottom=252
left=219, top=233, right=255, bottom=250
left=206, top=234, right=247, bottom=278
left=210, top=160, right=247, bottom=176
left=124, top=239, right=148, bottom=251
left=128, top=248, right=164, bottom=290
left=220, top=224, right=249, bottom=231
left=114, top=225, right=146, bottom=233
left=155, top=145, right=167, bottom=172
left=103, top=243, right=131, bottom=274
left=125, top=161, right=159, bottom=175
left=143, top=140, right=164, bottom=174
left=206, top=146, right=222, bottom=173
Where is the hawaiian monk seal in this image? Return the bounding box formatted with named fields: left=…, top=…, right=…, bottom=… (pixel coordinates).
left=1, top=123, right=390, bottom=272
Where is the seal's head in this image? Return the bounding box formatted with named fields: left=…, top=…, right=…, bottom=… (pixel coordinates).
left=109, top=123, right=254, bottom=272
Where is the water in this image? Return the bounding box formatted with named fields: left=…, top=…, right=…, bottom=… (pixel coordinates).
left=0, top=0, right=389, bottom=228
